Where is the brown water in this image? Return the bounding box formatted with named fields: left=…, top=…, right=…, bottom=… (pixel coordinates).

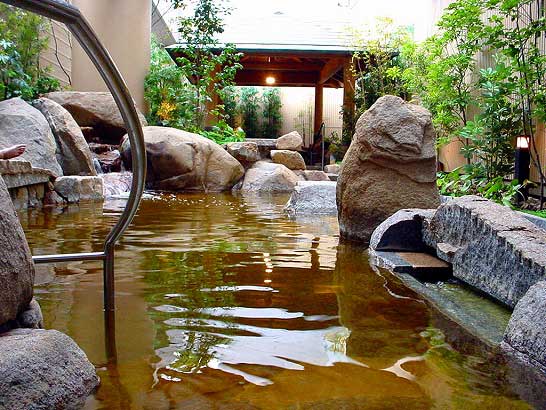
left=18, top=193, right=542, bottom=409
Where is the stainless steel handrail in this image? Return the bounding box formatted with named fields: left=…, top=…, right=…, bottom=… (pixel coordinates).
left=1, top=0, right=147, bottom=313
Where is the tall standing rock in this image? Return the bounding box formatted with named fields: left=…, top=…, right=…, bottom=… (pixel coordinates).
left=0, top=176, right=35, bottom=326
left=32, top=97, right=97, bottom=176
left=337, top=95, right=440, bottom=243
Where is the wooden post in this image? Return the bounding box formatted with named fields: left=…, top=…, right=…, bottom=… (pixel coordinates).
left=314, top=83, right=324, bottom=137
left=342, top=59, right=355, bottom=141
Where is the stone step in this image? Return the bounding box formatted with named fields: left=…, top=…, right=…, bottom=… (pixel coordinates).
left=371, top=251, right=452, bottom=282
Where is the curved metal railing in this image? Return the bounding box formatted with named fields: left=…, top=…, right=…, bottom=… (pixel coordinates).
left=1, top=0, right=147, bottom=313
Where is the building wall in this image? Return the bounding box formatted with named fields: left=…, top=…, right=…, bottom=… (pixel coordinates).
left=71, top=0, right=151, bottom=111
left=40, top=15, right=73, bottom=87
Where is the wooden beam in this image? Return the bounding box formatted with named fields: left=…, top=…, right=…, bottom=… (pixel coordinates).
left=241, top=61, right=323, bottom=71
left=314, top=84, right=324, bottom=135
left=234, top=70, right=319, bottom=86
left=319, top=58, right=344, bottom=84
left=342, top=59, right=356, bottom=138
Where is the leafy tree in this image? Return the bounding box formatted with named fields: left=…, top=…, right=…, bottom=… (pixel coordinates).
left=221, top=85, right=239, bottom=128
left=239, top=87, right=260, bottom=138
left=261, top=88, right=282, bottom=138
left=144, top=38, right=196, bottom=130
left=0, top=4, right=60, bottom=101
left=174, top=0, right=242, bottom=128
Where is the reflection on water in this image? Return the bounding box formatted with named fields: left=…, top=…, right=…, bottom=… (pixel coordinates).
left=18, top=193, right=542, bottom=409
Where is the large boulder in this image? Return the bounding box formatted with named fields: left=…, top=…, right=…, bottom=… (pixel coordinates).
left=32, top=97, right=96, bottom=176
left=276, top=131, right=303, bottom=151
left=503, top=281, right=546, bottom=371
left=0, top=176, right=34, bottom=327
left=0, top=98, right=62, bottom=177
left=54, top=176, right=104, bottom=203
left=239, top=161, right=299, bottom=193
left=271, top=149, right=306, bottom=170
left=0, top=328, right=99, bottom=409
left=294, top=170, right=330, bottom=181
left=284, top=181, right=338, bottom=216
left=121, top=126, right=244, bottom=192
left=424, top=195, right=546, bottom=308
left=337, top=95, right=440, bottom=244
left=44, top=91, right=147, bottom=144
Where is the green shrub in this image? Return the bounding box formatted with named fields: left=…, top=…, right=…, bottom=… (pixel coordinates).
left=261, top=88, right=282, bottom=138
left=200, top=120, right=245, bottom=145
left=239, top=87, right=260, bottom=138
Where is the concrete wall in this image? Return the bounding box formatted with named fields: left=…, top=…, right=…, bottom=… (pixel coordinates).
left=71, top=0, right=152, bottom=112
left=40, top=20, right=73, bottom=87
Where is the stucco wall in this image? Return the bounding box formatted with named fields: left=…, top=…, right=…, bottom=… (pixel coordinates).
left=71, top=0, right=151, bottom=112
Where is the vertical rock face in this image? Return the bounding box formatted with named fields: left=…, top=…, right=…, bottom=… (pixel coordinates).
left=0, top=176, right=35, bottom=326
left=503, top=281, right=546, bottom=371
left=0, top=98, right=63, bottom=177
left=32, top=97, right=97, bottom=176
left=337, top=95, right=440, bottom=244
left=424, top=195, right=546, bottom=308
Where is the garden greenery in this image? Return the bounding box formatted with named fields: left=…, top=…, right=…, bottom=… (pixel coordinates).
left=261, top=88, right=282, bottom=138
left=0, top=4, right=60, bottom=101
left=399, top=0, right=546, bottom=206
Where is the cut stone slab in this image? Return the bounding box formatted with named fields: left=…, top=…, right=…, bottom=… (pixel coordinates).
left=239, top=161, right=299, bottom=193
left=0, top=98, right=63, bottom=177
left=293, top=170, right=330, bottom=181
left=284, top=181, right=338, bottom=216
left=503, top=281, right=546, bottom=372
left=243, top=138, right=277, bottom=159
left=276, top=131, right=303, bottom=151
left=0, top=328, right=99, bottom=410
left=370, top=250, right=451, bottom=282
left=226, top=141, right=260, bottom=164
left=54, top=176, right=104, bottom=203
left=0, top=160, right=54, bottom=189
left=424, top=195, right=546, bottom=308
left=370, top=208, right=436, bottom=252
left=271, top=149, right=306, bottom=170
left=0, top=176, right=35, bottom=326
left=324, top=164, right=340, bottom=174
left=32, top=97, right=96, bottom=176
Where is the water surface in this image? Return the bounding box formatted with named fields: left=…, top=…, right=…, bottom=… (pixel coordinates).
left=19, top=193, right=541, bottom=409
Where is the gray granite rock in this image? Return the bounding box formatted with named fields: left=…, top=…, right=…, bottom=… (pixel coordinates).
left=284, top=181, right=337, bottom=216
left=370, top=208, right=436, bottom=252
left=0, top=176, right=35, bottom=326
left=337, top=95, right=440, bottom=244
left=226, top=141, right=260, bottom=164
left=271, top=149, right=306, bottom=170
left=502, top=281, right=546, bottom=372
left=239, top=161, right=299, bottom=193
left=32, top=97, right=96, bottom=176
left=424, top=195, right=546, bottom=308
left=276, top=131, right=303, bottom=151
left=16, top=298, right=43, bottom=329
left=0, top=98, right=63, bottom=177
left=54, top=176, right=104, bottom=203
left=0, top=328, right=99, bottom=409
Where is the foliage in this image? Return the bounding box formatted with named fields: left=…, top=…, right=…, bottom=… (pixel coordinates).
left=0, top=4, right=60, bottom=101
left=261, top=88, right=282, bottom=138
left=221, top=85, right=239, bottom=128
left=437, top=167, right=525, bottom=206
left=174, top=0, right=242, bottom=128
left=519, top=208, right=546, bottom=219
left=0, top=40, right=31, bottom=100
left=350, top=17, right=411, bottom=110
left=145, top=38, right=197, bottom=130
left=239, top=87, right=260, bottom=138
left=200, top=120, right=245, bottom=145
left=294, top=102, right=313, bottom=143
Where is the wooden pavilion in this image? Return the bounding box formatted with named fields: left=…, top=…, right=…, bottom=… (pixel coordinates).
left=167, top=43, right=355, bottom=146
